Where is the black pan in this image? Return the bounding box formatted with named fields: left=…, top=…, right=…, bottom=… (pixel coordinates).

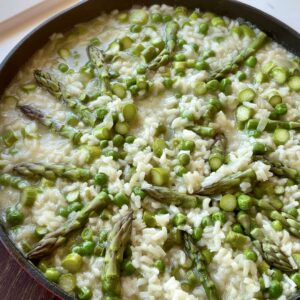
left=0, top=0, right=300, bottom=299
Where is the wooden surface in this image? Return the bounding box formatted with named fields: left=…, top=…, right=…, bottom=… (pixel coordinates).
left=0, top=240, right=57, bottom=300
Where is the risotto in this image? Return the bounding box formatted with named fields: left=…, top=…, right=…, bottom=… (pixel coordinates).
left=0, top=4, right=300, bottom=300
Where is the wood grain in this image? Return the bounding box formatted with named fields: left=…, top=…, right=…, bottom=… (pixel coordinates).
left=0, top=240, right=58, bottom=300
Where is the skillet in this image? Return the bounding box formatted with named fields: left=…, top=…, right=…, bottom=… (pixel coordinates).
left=0, top=0, right=300, bottom=299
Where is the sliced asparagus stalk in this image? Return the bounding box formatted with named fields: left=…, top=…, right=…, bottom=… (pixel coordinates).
left=102, top=210, right=133, bottom=299
left=196, top=169, right=256, bottom=196
left=27, top=192, right=109, bottom=259
left=143, top=186, right=205, bottom=208
left=246, top=119, right=300, bottom=132
left=208, top=133, right=226, bottom=171
left=209, top=32, right=268, bottom=80
left=13, top=162, right=91, bottom=182
left=19, top=105, right=82, bottom=144
left=34, top=70, right=97, bottom=126
left=0, top=174, right=29, bottom=190
left=182, top=231, right=220, bottom=300
left=148, top=21, right=180, bottom=70
left=255, top=156, right=300, bottom=183
left=87, top=45, right=111, bottom=95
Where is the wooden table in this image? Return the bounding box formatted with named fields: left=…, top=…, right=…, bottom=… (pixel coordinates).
left=0, top=241, right=57, bottom=300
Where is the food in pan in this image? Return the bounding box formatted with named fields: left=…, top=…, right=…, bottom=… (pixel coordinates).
left=1, top=4, right=300, bottom=300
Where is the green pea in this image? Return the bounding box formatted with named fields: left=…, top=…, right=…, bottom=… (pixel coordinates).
left=96, top=108, right=108, bottom=121
left=132, top=186, right=146, bottom=199
left=130, top=24, right=142, bottom=33
left=178, top=153, right=190, bottom=166
left=287, top=208, right=298, bottom=218
left=212, top=211, right=227, bottom=224
left=274, top=103, right=288, bottom=116
left=268, top=280, right=283, bottom=299
left=206, top=79, right=220, bottom=92
left=220, top=194, right=237, bottom=212
left=77, top=286, right=93, bottom=300
left=237, top=194, right=253, bottom=210
left=35, top=225, right=48, bottom=238
left=203, top=49, right=215, bottom=59
left=272, top=220, right=283, bottom=231
left=243, top=249, right=258, bottom=262
left=112, top=134, right=125, bottom=147
left=232, top=224, right=244, bottom=234
left=174, top=53, right=186, bottom=62
left=153, top=259, right=165, bottom=273
left=94, top=172, right=108, bottom=187
left=62, top=253, right=83, bottom=273
left=143, top=211, right=157, bottom=227
left=175, top=165, right=187, bottom=177
left=6, top=207, right=24, bottom=226
left=58, top=63, right=69, bottom=73
left=67, top=201, right=83, bottom=213
left=163, top=77, right=174, bottom=89
left=180, top=140, right=195, bottom=152
left=136, top=66, right=147, bottom=75
left=195, top=60, right=209, bottom=70
left=57, top=206, right=69, bottom=218
left=113, top=192, right=129, bottom=207
left=121, top=259, right=136, bottom=276
left=151, top=13, right=163, bottom=23
left=59, top=273, right=76, bottom=293
left=125, top=135, right=135, bottom=144
left=163, top=15, right=172, bottom=23
left=99, top=140, right=108, bottom=149
left=81, top=240, right=95, bottom=256
left=150, top=167, right=169, bottom=186
left=100, top=209, right=111, bottom=220
left=198, top=22, right=209, bottom=35
left=44, top=267, right=61, bottom=283
left=173, top=213, right=187, bottom=226
left=94, top=127, right=111, bottom=140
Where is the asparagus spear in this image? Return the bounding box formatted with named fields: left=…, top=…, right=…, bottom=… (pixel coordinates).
left=34, top=70, right=97, bottom=126
left=19, top=105, right=82, bottom=144
left=237, top=213, right=295, bottom=272
left=203, top=98, right=223, bottom=124
left=196, top=169, right=256, bottom=196
left=246, top=119, right=300, bottom=132
left=256, top=156, right=300, bottom=183
left=209, top=32, right=267, bottom=80
left=0, top=174, right=29, bottom=190
left=148, top=21, right=180, bottom=70
left=182, top=231, right=220, bottom=300
left=102, top=210, right=133, bottom=299
left=189, top=125, right=217, bottom=138
left=87, top=45, right=111, bottom=95
left=208, top=133, right=226, bottom=171
left=143, top=186, right=205, bottom=208
left=13, top=162, right=91, bottom=182
left=27, top=192, right=109, bottom=259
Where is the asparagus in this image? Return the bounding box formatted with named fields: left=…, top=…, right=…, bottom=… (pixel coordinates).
left=0, top=174, right=29, bottom=190
left=256, top=156, right=300, bottom=183
left=237, top=213, right=295, bottom=272
left=209, top=32, right=268, bottom=81
left=208, top=133, right=226, bottom=171
left=102, top=210, right=133, bottom=299
left=19, top=105, right=82, bottom=144
left=203, top=98, right=222, bottom=124
left=34, top=70, right=96, bottom=126
left=13, top=162, right=91, bottom=182
left=87, top=45, right=111, bottom=95
left=182, top=231, right=220, bottom=300
left=196, top=169, right=256, bottom=196
left=148, top=21, right=180, bottom=70
left=143, top=186, right=205, bottom=208
left=27, top=193, right=109, bottom=259
left=246, top=119, right=300, bottom=132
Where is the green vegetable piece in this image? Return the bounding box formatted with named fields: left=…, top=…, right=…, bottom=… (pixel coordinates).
left=21, top=83, right=37, bottom=93
left=119, top=36, right=133, bottom=50
left=225, top=231, right=248, bottom=249
left=62, top=253, right=83, bottom=273
left=237, top=194, right=253, bottom=211
left=115, top=122, right=129, bottom=135
left=211, top=16, right=225, bottom=26
left=123, top=103, right=137, bottom=122
left=273, top=128, right=290, bottom=145
left=245, top=55, right=257, bottom=68
left=212, top=211, right=227, bottom=224
left=178, top=153, right=190, bottom=166
left=6, top=207, right=24, bottom=226
left=198, top=22, right=209, bottom=35
left=112, top=83, right=127, bottom=99
left=193, top=81, right=207, bottom=96
left=291, top=272, right=300, bottom=288
left=130, top=9, right=149, bottom=25
left=20, top=186, right=38, bottom=207
left=288, top=76, right=300, bottom=92
left=268, top=280, right=283, bottom=299
left=238, top=88, right=256, bottom=102
left=153, top=259, right=165, bottom=273
left=58, top=48, right=70, bottom=59
left=272, top=220, right=283, bottom=231
left=243, top=249, right=258, bottom=262
left=152, top=138, right=167, bottom=157
left=94, top=127, right=111, bottom=140
left=220, top=194, right=237, bottom=212
left=59, top=273, right=76, bottom=293
left=150, top=167, right=169, bottom=186
left=113, top=192, right=129, bottom=207
left=173, top=213, right=187, bottom=226
left=271, top=67, right=288, bottom=84
left=143, top=211, right=157, bottom=227
left=77, top=286, right=93, bottom=300
left=3, top=130, right=18, bottom=147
